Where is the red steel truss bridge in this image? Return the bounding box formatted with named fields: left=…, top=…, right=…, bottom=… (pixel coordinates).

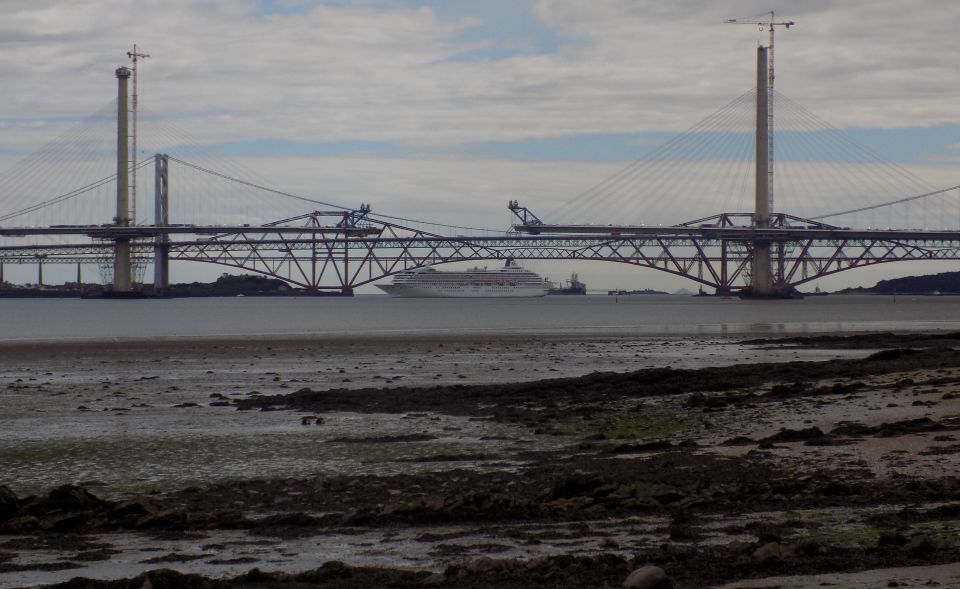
left=4, top=182, right=960, bottom=296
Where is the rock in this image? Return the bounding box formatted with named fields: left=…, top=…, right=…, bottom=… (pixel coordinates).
left=134, top=509, right=188, bottom=530
left=464, top=556, right=516, bottom=573
left=878, top=531, right=909, bottom=547
left=0, top=514, right=39, bottom=531
left=0, top=485, right=19, bottom=521
left=524, top=556, right=553, bottom=570
left=47, top=484, right=108, bottom=512
left=40, top=511, right=90, bottom=531
left=623, top=565, right=669, bottom=589
left=792, top=538, right=826, bottom=556
left=905, top=534, right=940, bottom=554
left=551, top=471, right=605, bottom=499
left=721, top=435, right=755, bottom=446
left=759, top=427, right=826, bottom=444
left=753, top=542, right=788, bottom=561
left=110, top=498, right=158, bottom=519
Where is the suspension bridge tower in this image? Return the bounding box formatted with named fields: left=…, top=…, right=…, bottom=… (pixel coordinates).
left=727, top=12, right=794, bottom=296
left=112, top=66, right=134, bottom=293
left=752, top=45, right=773, bottom=296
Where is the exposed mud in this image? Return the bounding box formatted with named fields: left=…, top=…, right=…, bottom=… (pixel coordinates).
left=3, top=332, right=960, bottom=588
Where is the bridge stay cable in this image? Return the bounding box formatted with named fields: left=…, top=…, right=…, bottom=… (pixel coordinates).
left=811, top=184, right=960, bottom=222
left=546, top=89, right=757, bottom=225
left=0, top=100, right=116, bottom=221
left=0, top=160, right=152, bottom=224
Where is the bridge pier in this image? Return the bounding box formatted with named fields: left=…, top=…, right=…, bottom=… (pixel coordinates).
left=153, top=154, right=170, bottom=297
left=112, top=66, right=134, bottom=294
left=749, top=45, right=775, bottom=297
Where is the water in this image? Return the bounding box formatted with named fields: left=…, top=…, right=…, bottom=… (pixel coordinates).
left=2, top=294, right=960, bottom=341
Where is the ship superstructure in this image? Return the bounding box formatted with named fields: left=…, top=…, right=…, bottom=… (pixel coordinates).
left=377, top=259, right=547, bottom=298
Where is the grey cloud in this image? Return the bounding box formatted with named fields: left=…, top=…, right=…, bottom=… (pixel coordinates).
left=1, top=0, right=958, bottom=153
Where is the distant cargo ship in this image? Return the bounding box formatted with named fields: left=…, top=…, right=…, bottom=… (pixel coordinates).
left=607, top=288, right=669, bottom=296
left=547, top=273, right=587, bottom=295
left=377, top=259, right=548, bottom=298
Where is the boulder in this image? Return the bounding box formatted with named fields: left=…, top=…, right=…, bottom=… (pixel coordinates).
left=0, top=485, right=18, bottom=521
left=40, top=511, right=90, bottom=531
left=752, top=542, right=788, bottom=561
left=463, top=556, right=517, bottom=573
left=46, top=484, right=108, bottom=512
left=1, top=514, right=40, bottom=531
left=134, top=509, right=188, bottom=530
left=878, top=531, right=908, bottom=547
left=110, top=497, right=158, bottom=519
left=905, top=534, right=940, bottom=554
left=623, top=565, right=669, bottom=589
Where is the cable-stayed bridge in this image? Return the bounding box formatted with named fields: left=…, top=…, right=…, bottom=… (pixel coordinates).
left=2, top=50, right=960, bottom=296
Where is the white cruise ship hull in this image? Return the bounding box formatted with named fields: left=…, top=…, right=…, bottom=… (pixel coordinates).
left=377, top=260, right=549, bottom=298
left=377, top=283, right=547, bottom=298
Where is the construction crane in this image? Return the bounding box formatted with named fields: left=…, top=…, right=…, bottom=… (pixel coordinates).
left=126, top=45, right=150, bottom=225
left=725, top=11, right=794, bottom=87
left=725, top=12, right=794, bottom=213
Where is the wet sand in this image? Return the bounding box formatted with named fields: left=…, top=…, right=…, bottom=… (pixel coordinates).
left=2, top=332, right=960, bottom=588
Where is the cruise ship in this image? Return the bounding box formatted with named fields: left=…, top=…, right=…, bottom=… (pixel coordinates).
left=377, top=259, right=548, bottom=298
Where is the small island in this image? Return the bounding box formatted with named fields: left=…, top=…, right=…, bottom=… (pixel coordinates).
left=836, top=270, right=960, bottom=295
left=0, top=273, right=347, bottom=298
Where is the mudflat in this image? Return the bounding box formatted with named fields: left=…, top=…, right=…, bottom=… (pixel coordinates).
left=2, top=332, right=960, bottom=588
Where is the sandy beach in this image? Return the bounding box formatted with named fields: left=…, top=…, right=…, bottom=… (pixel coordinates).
left=2, top=332, right=960, bottom=588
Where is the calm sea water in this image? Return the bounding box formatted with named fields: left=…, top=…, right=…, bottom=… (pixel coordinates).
left=1, top=294, right=959, bottom=341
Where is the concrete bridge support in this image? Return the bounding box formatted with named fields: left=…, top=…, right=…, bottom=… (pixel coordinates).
left=750, top=46, right=773, bottom=296
left=153, top=154, right=170, bottom=296
left=112, top=66, right=133, bottom=293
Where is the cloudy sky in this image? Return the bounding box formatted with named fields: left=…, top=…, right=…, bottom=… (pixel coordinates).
left=1, top=0, right=959, bottom=290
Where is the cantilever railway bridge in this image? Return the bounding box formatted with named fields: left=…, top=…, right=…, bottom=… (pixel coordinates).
left=2, top=47, right=960, bottom=296
left=6, top=201, right=960, bottom=296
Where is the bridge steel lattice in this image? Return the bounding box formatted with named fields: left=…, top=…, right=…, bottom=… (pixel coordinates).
left=5, top=209, right=960, bottom=294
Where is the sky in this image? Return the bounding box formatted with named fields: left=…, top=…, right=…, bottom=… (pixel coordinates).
left=1, top=0, right=959, bottom=291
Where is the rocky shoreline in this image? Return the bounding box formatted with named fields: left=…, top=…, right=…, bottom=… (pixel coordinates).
left=2, top=333, right=960, bottom=587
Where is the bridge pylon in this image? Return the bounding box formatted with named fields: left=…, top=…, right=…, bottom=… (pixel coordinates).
left=749, top=45, right=775, bottom=297
left=153, top=154, right=170, bottom=296
left=111, top=66, right=135, bottom=294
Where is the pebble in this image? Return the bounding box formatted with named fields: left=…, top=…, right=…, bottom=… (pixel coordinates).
left=623, top=565, right=668, bottom=589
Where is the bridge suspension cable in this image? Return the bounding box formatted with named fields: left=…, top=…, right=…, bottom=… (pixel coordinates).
left=167, top=156, right=504, bottom=234
left=167, top=156, right=349, bottom=211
